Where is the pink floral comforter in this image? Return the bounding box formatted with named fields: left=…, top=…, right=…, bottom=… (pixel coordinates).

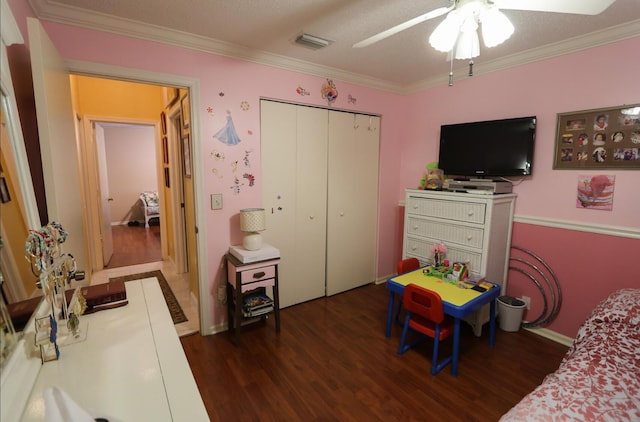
left=501, top=288, right=640, bottom=422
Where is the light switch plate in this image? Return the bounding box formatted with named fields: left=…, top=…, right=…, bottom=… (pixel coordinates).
left=211, top=193, right=223, bottom=210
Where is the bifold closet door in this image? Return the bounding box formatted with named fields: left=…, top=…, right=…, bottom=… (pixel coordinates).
left=326, top=112, right=380, bottom=296
left=261, top=100, right=328, bottom=308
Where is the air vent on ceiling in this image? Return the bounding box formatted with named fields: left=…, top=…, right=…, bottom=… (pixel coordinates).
left=295, top=33, right=331, bottom=50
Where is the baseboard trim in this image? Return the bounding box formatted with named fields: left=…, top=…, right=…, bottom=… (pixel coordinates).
left=522, top=325, right=573, bottom=347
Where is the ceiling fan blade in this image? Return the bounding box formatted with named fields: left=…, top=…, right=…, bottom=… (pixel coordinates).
left=493, top=0, right=615, bottom=15
left=353, top=6, right=454, bottom=48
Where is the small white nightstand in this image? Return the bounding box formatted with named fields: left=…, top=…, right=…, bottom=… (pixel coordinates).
left=226, top=245, right=281, bottom=346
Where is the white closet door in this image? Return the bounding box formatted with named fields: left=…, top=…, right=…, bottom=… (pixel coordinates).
left=261, top=100, right=327, bottom=308
left=326, top=112, right=380, bottom=296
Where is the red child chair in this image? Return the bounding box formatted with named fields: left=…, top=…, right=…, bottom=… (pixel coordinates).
left=395, top=258, right=420, bottom=323
left=398, top=284, right=454, bottom=375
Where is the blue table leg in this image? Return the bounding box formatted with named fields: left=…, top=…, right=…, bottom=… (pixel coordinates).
left=489, top=299, right=496, bottom=346
left=386, top=291, right=395, bottom=338
left=451, top=318, right=461, bottom=377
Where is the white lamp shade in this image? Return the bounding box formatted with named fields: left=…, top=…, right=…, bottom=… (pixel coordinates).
left=240, top=208, right=266, bottom=232
left=240, top=208, right=265, bottom=251
left=429, top=11, right=463, bottom=52
left=455, top=33, right=479, bottom=60
left=480, top=7, right=514, bottom=48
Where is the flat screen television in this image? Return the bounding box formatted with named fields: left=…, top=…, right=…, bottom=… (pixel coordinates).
left=438, top=116, right=536, bottom=178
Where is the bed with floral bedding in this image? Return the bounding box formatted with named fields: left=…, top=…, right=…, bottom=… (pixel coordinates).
left=501, top=288, right=640, bottom=422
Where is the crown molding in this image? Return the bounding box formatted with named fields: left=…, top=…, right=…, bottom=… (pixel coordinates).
left=28, top=0, right=404, bottom=93
left=29, top=0, right=640, bottom=95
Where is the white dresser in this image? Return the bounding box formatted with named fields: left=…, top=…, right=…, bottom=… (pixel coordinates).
left=402, top=189, right=516, bottom=335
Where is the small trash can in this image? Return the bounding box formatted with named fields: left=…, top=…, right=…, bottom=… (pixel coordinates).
left=497, top=296, right=526, bottom=332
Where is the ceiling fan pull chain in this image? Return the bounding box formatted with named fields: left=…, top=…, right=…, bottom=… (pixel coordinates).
left=448, top=52, right=454, bottom=86
left=468, top=59, right=474, bottom=77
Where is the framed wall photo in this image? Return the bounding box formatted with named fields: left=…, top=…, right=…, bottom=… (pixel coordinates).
left=163, top=87, right=179, bottom=107
left=182, top=134, right=192, bottom=178
left=181, top=95, right=190, bottom=130
left=0, top=177, right=11, bottom=203
left=554, top=104, right=640, bottom=169
left=162, top=136, right=169, bottom=164
left=164, top=167, right=170, bottom=188
left=160, top=111, right=167, bottom=135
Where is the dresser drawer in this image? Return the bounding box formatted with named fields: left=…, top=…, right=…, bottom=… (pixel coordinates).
left=405, top=237, right=483, bottom=275
left=240, top=265, right=276, bottom=284
left=240, top=278, right=275, bottom=293
left=406, top=196, right=486, bottom=224
left=406, top=216, right=484, bottom=249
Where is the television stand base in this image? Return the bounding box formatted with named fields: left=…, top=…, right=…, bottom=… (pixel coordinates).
left=444, top=179, right=513, bottom=194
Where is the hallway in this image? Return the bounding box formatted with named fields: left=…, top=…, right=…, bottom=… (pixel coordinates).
left=105, top=223, right=161, bottom=268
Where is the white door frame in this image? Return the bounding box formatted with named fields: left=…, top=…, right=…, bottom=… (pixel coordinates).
left=68, top=60, right=210, bottom=334
left=166, top=105, right=188, bottom=273
left=81, top=116, right=167, bottom=270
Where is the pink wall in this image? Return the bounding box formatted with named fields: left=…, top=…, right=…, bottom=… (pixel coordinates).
left=103, top=125, right=158, bottom=224
left=509, top=223, right=639, bottom=337
left=402, top=38, right=639, bottom=227
left=8, top=0, right=639, bottom=337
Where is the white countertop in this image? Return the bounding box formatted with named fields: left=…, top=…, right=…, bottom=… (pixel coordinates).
left=19, top=278, right=208, bottom=421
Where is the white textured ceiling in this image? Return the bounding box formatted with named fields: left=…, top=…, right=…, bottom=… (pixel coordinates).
left=29, top=0, right=640, bottom=92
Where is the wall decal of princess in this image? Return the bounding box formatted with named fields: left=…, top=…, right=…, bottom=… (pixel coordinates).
left=214, top=111, right=242, bottom=145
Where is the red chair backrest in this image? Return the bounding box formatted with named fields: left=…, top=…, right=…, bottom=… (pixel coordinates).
left=397, top=258, right=420, bottom=275
left=403, top=284, right=445, bottom=324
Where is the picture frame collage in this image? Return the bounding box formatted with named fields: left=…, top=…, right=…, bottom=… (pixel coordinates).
left=554, top=103, right=640, bottom=169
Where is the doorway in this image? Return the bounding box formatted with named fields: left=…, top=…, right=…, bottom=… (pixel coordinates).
left=73, top=75, right=200, bottom=335
left=95, top=121, right=162, bottom=269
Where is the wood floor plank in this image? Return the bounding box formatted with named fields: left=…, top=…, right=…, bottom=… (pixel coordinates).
left=105, top=224, right=161, bottom=268
left=181, top=283, right=569, bottom=421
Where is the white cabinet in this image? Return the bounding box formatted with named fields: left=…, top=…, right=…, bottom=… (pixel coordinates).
left=261, top=100, right=379, bottom=308
left=402, top=189, right=516, bottom=335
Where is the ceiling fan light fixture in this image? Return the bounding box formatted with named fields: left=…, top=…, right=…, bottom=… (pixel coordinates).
left=480, top=7, right=514, bottom=48
left=428, top=11, right=463, bottom=52
left=455, top=27, right=480, bottom=60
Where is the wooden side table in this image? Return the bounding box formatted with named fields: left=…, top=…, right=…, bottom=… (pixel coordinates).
left=226, top=253, right=281, bottom=345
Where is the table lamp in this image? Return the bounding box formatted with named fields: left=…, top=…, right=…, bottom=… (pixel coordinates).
left=240, top=208, right=266, bottom=251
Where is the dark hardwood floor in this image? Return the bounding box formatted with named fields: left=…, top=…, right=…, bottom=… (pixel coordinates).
left=105, top=223, right=161, bottom=268
left=181, top=283, right=569, bottom=421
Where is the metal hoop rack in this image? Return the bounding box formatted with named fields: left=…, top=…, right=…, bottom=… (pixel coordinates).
left=509, top=245, right=562, bottom=328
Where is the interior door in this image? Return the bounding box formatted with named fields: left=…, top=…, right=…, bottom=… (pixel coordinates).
left=27, top=17, right=88, bottom=272
left=326, top=112, right=380, bottom=296
left=94, top=123, right=114, bottom=265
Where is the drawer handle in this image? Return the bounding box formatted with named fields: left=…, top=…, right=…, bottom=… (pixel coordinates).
left=253, top=271, right=266, bottom=279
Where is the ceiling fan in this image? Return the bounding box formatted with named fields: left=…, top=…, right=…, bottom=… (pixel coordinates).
left=353, top=0, right=616, bottom=57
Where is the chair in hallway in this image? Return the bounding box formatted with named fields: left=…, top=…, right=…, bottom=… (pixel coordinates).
left=398, top=283, right=454, bottom=375
left=140, top=191, right=160, bottom=228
